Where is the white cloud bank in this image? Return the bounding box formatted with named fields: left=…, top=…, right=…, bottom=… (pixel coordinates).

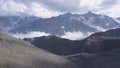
left=61, top=31, right=93, bottom=40
left=11, top=31, right=50, bottom=39
left=11, top=31, right=92, bottom=40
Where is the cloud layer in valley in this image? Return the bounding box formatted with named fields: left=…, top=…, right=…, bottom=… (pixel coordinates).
left=0, top=0, right=120, bottom=17
left=11, top=31, right=92, bottom=40
left=61, top=31, right=92, bottom=40
left=11, top=31, right=50, bottom=39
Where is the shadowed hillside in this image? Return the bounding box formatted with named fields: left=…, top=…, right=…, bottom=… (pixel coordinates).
left=67, top=28, right=120, bottom=68
left=23, top=36, right=84, bottom=55
left=25, top=28, right=120, bottom=68
left=83, top=28, right=120, bottom=53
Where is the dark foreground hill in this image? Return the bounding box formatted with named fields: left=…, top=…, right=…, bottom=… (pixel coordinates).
left=0, top=33, right=77, bottom=68
left=82, top=28, right=120, bottom=53
left=23, top=36, right=84, bottom=55
left=25, top=28, right=120, bottom=68
left=67, top=28, right=120, bottom=68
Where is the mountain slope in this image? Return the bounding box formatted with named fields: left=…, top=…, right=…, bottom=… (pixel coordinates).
left=116, top=17, right=120, bottom=24
left=0, top=33, right=77, bottom=68
left=10, top=13, right=96, bottom=35
left=10, top=12, right=120, bottom=35
left=0, top=16, right=39, bottom=32
left=82, top=12, right=119, bottom=30
left=82, top=28, right=120, bottom=53
left=67, top=28, right=120, bottom=68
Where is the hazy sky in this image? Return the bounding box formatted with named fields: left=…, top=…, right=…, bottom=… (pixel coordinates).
left=0, top=0, right=120, bottom=18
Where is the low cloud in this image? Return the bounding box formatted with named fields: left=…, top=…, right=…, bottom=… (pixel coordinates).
left=11, top=31, right=50, bottom=39
left=60, top=31, right=92, bottom=40
left=11, top=31, right=93, bottom=40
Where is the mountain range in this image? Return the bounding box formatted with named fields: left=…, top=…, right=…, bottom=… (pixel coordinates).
left=11, top=12, right=120, bottom=34
left=0, top=12, right=120, bottom=40
left=0, top=12, right=119, bottom=39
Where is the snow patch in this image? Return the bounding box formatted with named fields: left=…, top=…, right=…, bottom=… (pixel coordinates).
left=61, top=26, right=65, bottom=29
left=95, top=26, right=107, bottom=31
left=114, top=18, right=120, bottom=24
left=106, top=23, right=110, bottom=26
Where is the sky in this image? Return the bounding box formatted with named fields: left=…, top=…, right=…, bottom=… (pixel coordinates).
left=0, top=0, right=120, bottom=18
